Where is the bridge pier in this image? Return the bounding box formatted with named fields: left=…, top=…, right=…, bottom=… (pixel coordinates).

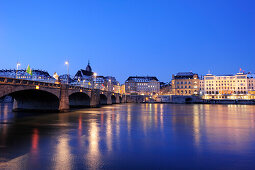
left=122, top=95, right=127, bottom=103
left=107, top=92, right=113, bottom=104
left=59, top=84, right=70, bottom=112
left=115, top=94, right=120, bottom=104
left=90, top=89, right=100, bottom=107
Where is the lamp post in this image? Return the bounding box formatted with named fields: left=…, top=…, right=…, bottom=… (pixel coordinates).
left=16, top=62, right=20, bottom=79
left=108, top=79, right=111, bottom=92
left=93, top=72, right=97, bottom=90
left=65, top=61, right=69, bottom=84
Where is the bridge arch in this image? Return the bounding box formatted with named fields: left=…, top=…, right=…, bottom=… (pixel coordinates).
left=100, top=94, right=107, bottom=105
left=69, top=92, right=90, bottom=108
left=0, top=84, right=60, bottom=99
left=9, top=89, right=60, bottom=111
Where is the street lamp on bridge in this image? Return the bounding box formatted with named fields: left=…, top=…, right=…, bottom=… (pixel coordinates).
left=65, top=60, right=69, bottom=84
left=92, top=72, right=97, bottom=90
left=16, top=62, right=21, bottom=78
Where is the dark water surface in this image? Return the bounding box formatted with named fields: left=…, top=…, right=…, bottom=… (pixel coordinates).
left=1, top=103, right=255, bottom=169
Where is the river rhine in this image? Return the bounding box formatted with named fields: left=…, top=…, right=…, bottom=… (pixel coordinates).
left=1, top=103, right=255, bottom=169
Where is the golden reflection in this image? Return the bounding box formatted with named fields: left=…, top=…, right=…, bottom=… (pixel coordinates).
left=145, top=103, right=148, bottom=111
left=54, top=135, right=71, bottom=170
left=101, top=113, right=104, bottom=125
left=106, top=114, right=112, bottom=151
left=203, top=105, right=255, bottom=152
left=78, top=114, right=82, bottom=147
left=127, top=104, right=131, bottom=136
left=160, top=104, right=164, bottom=131
left=149, top=104, right=152, bottom=113
left=116, top=113, right=120, bottom=139
left=144, top=104, right=154, bottom=135
left=87, top=120, right=100, bottom=169
left=192, top=105, right=201, bottom=149
left=57, top=111, right=70, bottom=126
left=154, top=104, right=158, bottom=127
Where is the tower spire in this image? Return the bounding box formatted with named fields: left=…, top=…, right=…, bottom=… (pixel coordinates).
left=86, top=60, right=92, bottom=72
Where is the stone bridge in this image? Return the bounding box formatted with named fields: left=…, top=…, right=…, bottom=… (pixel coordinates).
left=0, top=77, right=126, bottom=112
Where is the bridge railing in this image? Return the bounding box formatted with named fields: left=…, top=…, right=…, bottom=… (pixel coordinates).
left=0, top=77, right=121, bottom=94
left=0, top=77, right=61, bottom=88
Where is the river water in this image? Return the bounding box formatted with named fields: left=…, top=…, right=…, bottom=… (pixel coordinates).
left=1, top=103, right=255, bottom=169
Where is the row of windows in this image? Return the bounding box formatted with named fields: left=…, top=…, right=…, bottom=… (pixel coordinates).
left=137, top=83, right=158, bottom=86
left=205, top=77, right=235, bottom=80
left=137, top=89, right=159, bottom=92
left=176, top=86, right=191, bottom=89
left=137, top=85, right=158, bottom=88
left=206, top=84, right=234, bottom=86
left=176, top=90, right=197, bottom=94
left=204, top=84, right=254, bottom=87
left=206, top=80, right=247, bottom=83
left=206, top=91, right=247, bottom=94
left=206, top=84, right=246, bottom=87
left=176, top=81, right=192, bottom=84
left=206, top=87, right=246, bottom=90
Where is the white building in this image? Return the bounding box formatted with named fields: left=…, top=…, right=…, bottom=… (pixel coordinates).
left=201, top=73, right=255, bottom=99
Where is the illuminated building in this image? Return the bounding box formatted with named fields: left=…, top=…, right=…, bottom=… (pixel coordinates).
left=125, top=76, right=160, bottom=95
left=120, top=84, right=125, bottom=94
left=160, top=82, right=171, bottom=95
left=73, top=62, right=94, bottom=87
left=171, top=72, right=199, bottom=95
left=104, top=76, right=119, bottom=92
left=72, top=62, right=119, bottom=91
left=94, top=76, right=106, bottom=90
left=113, top=84, right=121, bottom=93
left=0, top=69, right=55, bottom=83
left=202, top=73, right=255, bottom=99
left=248, top=74, right=255, bottom=95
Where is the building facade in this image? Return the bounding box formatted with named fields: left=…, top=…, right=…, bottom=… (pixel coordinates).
left=171, top=72, right=199, bottom=95
left=0, top=69, right=56, bottom=83
left=201, top=73, right=255, bottom=99
left=120, top=84, right=125, bottom=94
left=247, top=74, right=255, bottom=95
left=73, top=62, right=94, bottom=87
left=160, top=82, right=172, bottom=95
left=125, top=76, right=160, bottom=95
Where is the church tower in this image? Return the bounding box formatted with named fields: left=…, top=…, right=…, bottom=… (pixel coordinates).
left=86, top=61, right=92, bottom=72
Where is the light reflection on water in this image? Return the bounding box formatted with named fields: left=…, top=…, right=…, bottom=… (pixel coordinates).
left=0, top=103, right=255, bottom=169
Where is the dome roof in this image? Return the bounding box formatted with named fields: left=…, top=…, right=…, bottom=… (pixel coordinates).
left=86, top=61, right=92, bottom=72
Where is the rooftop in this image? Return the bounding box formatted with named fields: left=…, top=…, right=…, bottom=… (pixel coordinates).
left=126, top=76, right=159, bottom=82
left=176, top=72, right=195, bottom=76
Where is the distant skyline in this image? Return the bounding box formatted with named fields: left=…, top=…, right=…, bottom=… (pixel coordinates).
left=0, top=0, right=254, bottom=83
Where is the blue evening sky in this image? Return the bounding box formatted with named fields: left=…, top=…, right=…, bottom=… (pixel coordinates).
left=0, top=0, right=254, bottom=83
